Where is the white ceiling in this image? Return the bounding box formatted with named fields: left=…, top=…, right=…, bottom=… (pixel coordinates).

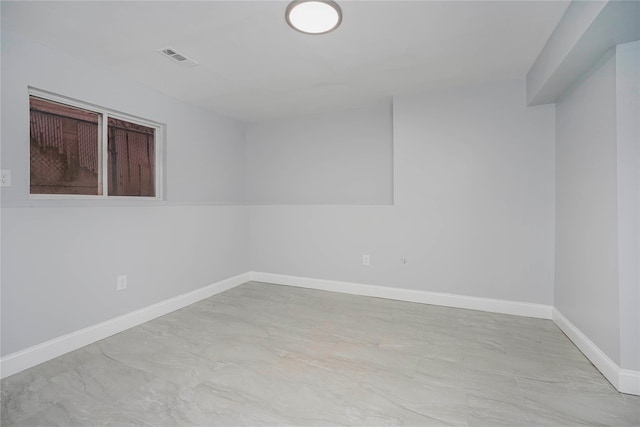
left=2, top=1, right=570, bottom=122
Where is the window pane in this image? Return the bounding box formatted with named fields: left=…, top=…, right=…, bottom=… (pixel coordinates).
left=30, top=97, right=100, bottom=195
left=107, top=117, right=155, bottom=197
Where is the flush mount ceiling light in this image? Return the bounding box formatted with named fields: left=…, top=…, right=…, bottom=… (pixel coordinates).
left=286, top=0, right=342, bottom=35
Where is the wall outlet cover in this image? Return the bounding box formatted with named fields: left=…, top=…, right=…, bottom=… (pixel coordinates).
left=116, top=275, right=128, bottom=291
left=1, top=170, right=12, bottom=187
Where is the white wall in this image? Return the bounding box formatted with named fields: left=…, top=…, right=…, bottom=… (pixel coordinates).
left=246, top=103, right=393, bottom=205
left=554, top=50, right=621, bottom=365
left=526, top=0, right=639, bottom=106
left=1, top=206, right=247, bottom=355
left=250, top=79, right=556, bottom=305
left=526, top=0, right=607, bottom=105
left=616, top=41, right=640, bottom=372
left=0, top=31, right=248, bottom=356
left=1, top=31, right=246, bottom=206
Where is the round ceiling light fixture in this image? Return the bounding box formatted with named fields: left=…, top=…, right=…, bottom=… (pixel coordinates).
left=286, top=0, right=342, bottom=35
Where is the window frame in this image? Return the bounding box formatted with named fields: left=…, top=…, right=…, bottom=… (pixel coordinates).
left=28, top=87, right=164, bottom=201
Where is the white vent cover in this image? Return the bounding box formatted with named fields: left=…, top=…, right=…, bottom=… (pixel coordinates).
left=157, top=47, right=199, bottom=67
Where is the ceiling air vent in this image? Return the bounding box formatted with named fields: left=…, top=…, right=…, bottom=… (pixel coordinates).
left=157, top=47, right=199, bottom=68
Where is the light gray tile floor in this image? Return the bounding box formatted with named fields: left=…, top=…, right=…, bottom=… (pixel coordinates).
left=2, top=281, right=639, bottom=426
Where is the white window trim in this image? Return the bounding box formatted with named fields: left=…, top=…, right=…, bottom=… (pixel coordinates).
left=28, top=87, right=164, bottom=201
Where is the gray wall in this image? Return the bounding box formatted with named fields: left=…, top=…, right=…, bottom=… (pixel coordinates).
left=0, top=32, right=248, bottom=356
left=3, top=18, right=635, bottom=377
left=554, top=50, right=621, bottom=365
left=1, top=206, right=248, bottom=355
left=1, top=31, right=246, bottom=206
left=246, top=103, right=393, bottom=205
left=615, top=41, right=639, bottom=372
left=554, top=42, right=640, bottom=371
left=249, top=79, right=556, bottom=304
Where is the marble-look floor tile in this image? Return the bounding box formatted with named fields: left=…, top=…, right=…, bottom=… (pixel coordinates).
left=11, top=402, right=153, bottom=427
left=517, top=377, right=640, bottom=427
left=467, top=394, right=530, bottom=427
left=2, top=379, right=105, bottom=427
left=329, top=341, right=420, bottom=375
left=2, top=281, right=635, bottom=426
left=1, top=376, right=67, bottom=425
left=110, top=376, right=292, bottom=427
left=49, top=357, right=158, bottom=405
left=416, top=356, right=466, bottom=388
left=359, top=370, right=469, bottom=426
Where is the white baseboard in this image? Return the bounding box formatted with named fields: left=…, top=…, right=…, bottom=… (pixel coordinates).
left=552, top=308, right=640, bottom=396
left=253, top=272, right=639, bottom=395
left=5, top=271, right=637, bottom=397
left=619, top=369, right=640, bottom=396
left=250, top=271, right=553, bottom=319
left=0, top=272, right=250, bottom=379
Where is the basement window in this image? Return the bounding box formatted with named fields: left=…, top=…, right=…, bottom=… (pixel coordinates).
left=29, top=90, right=162, bottom=199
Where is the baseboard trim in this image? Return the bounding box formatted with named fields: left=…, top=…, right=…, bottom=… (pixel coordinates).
left=250, top=272, right=553, bottom=319
left=552, top=308, right=640, bottom=396
left=0, top=272, right=250, bottom=379
left=6, top=272, right=636, bottom=396
left=619, top=369, right=640, bottom=396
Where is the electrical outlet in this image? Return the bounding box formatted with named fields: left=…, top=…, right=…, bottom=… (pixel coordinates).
left=1, top=170, right=11, bottom=187
left=117, top=275, right=127, bottom=291
left=362, top=254, right=370, bottom=266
